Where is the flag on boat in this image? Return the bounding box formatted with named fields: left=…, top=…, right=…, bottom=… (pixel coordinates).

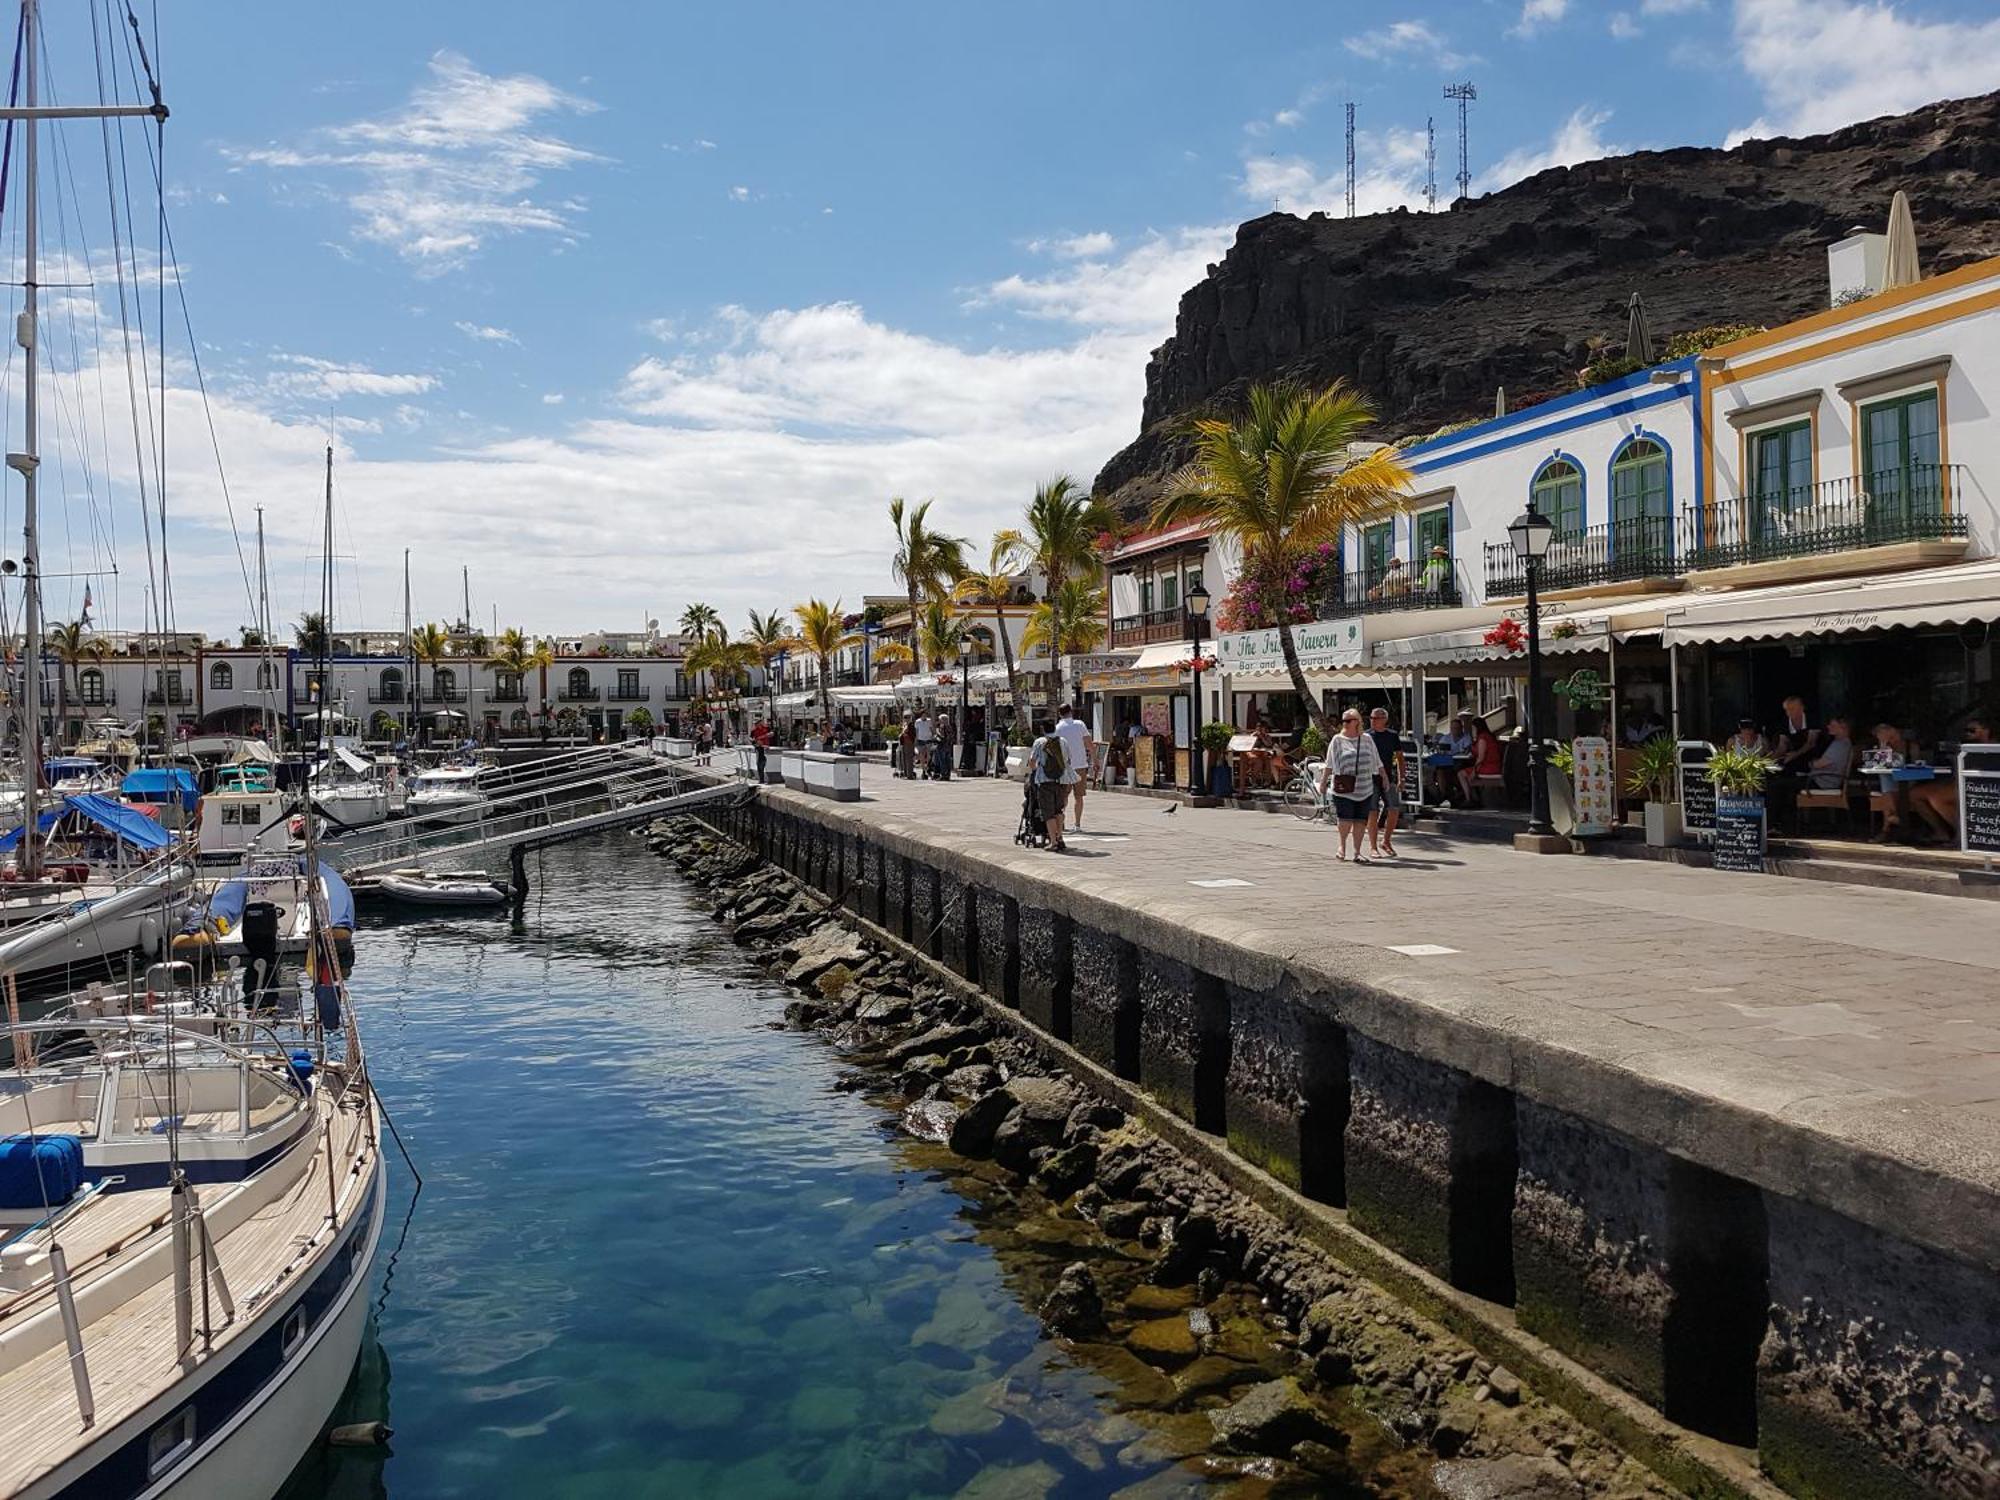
left=80, top=583, right=92, bottom=627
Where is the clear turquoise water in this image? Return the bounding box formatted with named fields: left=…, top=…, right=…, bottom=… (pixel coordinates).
left=278, top=834, right=1400, bottom=1500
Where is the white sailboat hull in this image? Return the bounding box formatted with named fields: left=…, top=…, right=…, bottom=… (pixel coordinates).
left=0, top=868, right=186, bottom=978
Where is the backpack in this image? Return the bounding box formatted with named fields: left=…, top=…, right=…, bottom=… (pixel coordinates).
left=1040, top=734, right=1066, bottom=780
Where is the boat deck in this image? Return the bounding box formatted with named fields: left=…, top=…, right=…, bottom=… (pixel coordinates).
left=0, top=1090, right=376, bottom=1494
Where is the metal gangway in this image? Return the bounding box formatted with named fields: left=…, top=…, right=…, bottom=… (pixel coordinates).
left=331, top=754, right=753, bottom=883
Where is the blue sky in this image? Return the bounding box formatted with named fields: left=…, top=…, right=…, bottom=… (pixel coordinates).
left=11, top=0, right=1999, bottom=637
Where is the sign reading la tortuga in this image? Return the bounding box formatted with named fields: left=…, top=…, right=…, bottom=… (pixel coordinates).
left=1215, top=618, right=1368, bottom=674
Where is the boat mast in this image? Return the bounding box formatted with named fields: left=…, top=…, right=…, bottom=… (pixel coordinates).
left=319, top=444, right=333, bottom=758
left=256, top=504, right=277, bottom=752
left=403, top=547, right=415, bottom=739
left=11, top=1, right=42, bottom=880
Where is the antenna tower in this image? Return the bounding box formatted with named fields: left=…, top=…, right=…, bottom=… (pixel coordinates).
left=1425, top=116, right=1437, bottom=212
left=1344, top=101, right=1356, bottom=218
left=1443, top=82, right=1477, bottom=203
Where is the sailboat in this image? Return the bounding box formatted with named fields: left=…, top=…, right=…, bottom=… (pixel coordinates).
left=0, top=11, right=385, bottom=1494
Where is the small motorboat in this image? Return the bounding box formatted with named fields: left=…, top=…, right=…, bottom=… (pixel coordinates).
left=375, top=871, right=511, bottom=906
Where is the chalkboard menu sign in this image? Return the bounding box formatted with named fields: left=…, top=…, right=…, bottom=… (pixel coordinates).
left=1677, top=741, right=1716, bottom=834
left=1713, top=793, right=1766, bottom=873
left=1961, top=745, right=2000, bottom=857
left=1399, top=733, right=1423, bottom=811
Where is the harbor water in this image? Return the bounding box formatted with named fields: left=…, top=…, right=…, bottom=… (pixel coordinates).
left=280, top=833, right=1433, bottom=1499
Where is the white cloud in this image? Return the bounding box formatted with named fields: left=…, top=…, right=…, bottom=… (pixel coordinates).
left=1610, top=13, right=1644, bottom=38
left=267, top=354, right=438, bottom=401
left=973, top=227, right=1232, bottom=334
left=1728, top=0, right=2000, bottom=142
left=728, top=185, right=751, bottom=202
left=1238, top=127, right=1433, bottom=216
left=228, top=51, right=602, bottom=271
left=541, top=392, right=565, bottom=405
left=1642, top=0, right=1707, bottom=13
left=1345, top=20, right=1475, bottom=68
left=1273, top=108, right=1305, bottom=129
left=1478, top=107, right=1619, bottom=190
left=1026, top=231, right=1116, bottom=259
left=454, top=320, right=518, bottom=344
left=1511, top=0, right=1570, bottom=35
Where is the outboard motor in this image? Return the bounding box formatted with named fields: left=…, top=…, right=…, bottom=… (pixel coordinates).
left=241, top=900, right=282, bottom=1011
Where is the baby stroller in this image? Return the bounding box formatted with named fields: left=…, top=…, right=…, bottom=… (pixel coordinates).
left=1014, top=777, right=1049, bottom=848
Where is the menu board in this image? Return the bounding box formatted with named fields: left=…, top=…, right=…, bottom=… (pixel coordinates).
left=1571, top=736, right=1614, bottom=836
left=1961, top=745, right=2000, bottom=856
left=1134, top=735, right=1157, bottom=786
left=1398, top=733, right=1422, bottom=810
left=1677, top=741, right=1716, bottom=834
left=1713, top=793, right=1766, bottom=873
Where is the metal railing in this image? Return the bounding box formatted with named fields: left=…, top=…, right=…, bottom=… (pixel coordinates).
left=144, top=688, right=191, bottom=706
left=558, top=687, right=602, bottom=702
left=1324, top=565, right=1463, bottom=617
left=366, top=688, right=408, bottom=703
left=608, top=688, right=648, bottom=702
left=1682, top=464, right=1967, bottom=570
left=1485, top=515, right=1678, bottom=597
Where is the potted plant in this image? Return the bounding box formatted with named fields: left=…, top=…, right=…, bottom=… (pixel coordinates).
left=1299, top=724, right=1328, bottom=762
left=1705, top=741, right=1777, bottom=871
left=1624, top=736, right=1682, bottom=847
left=1004, top=720, right=1032, bottom=780
left=1706, top=741, right=1774, bottom=796
left=1200, top=721, right=1237, bottom=798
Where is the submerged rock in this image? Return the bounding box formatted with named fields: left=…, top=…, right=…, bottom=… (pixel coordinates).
left=899, top=1097, right=961, bottom=1143
left=1127, top=1316, right=1200, bottom=1368
left=1038, top=1261, right=1106, bottom=1338
left=1207, top=1378, right=1343, bottom=1456
left=953, top=1460, right=1062, bottom=1500
left=1431, top=1454, right=1583, bottom=1500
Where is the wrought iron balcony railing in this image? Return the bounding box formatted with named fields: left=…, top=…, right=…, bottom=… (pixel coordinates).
left=1109, top=606, right=1186, bottom=648
left=1682, top=464, right=1968, bottom=571
left=1323, top=565, right=1463, bottom=617
left=558, top=687, right=602, bottom=702
left=1485, top=515, right=1679, bottom=598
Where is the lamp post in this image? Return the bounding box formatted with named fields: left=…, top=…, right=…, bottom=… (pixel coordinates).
left=1185, top=581, right=1211, bottom=798
left=956, top=637, right=972, bottom=776
left=1507, top=502, right=1557, bottom=837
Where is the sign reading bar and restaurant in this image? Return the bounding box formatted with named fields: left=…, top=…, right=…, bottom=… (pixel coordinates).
left=1215, top=618, right=1368, bottom=675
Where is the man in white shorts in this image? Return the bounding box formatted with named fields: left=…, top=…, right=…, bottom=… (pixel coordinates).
left=1053, top=703, right=1092, bottom=829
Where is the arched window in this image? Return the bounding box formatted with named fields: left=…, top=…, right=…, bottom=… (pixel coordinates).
left=78, top=668, right=105, bottom=705
left=1610, top=439, right=1669, bottom=526
left=434, top=667, right=457, bottom=699
left=256, top=661, right=276, bottom=690
left=509, top=708, right=530, bottom=731
left=378, top=667, right=404, bottom=703
left=209, top=662, right=233, bottom=691
left=1531, top=458, right=1584, bottom=538
left=567, top=667, right=591, bottom=698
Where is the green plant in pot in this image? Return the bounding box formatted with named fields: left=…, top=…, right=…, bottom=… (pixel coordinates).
left=1198, top=721, right=1237, bottom=799
left=1624, top=734, right=1683, bottom=847
left=1706, top=742, right=1775, bottom=795
left=1299, top=724, right=1328, bottom=760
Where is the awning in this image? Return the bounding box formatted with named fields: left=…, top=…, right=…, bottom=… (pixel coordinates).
left=0, top=793, right=173, bottom=852
left=1133, top=643, right=1194, bottom=669
left=773, top=690, right=818, bottom=710
left=1657, top=558, right=2000, bottom=648
left=829, top=685, right=897, bottom=707
left=120, top=768, right=200, bottom=811
left=1373, top=593, right=1684, bottom=669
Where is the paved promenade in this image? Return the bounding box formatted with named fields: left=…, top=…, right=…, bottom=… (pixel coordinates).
left=759, top=764, right=2000, bottom=1266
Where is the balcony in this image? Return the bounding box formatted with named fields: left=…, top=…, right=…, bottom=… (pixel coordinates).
left=1109, top=607, right=1186, bottom=649
left=144, top=689, right=191, bottom=707
left=431, top=687, right=467, bottom=704
left=1682, top=465, right=1968, bottom=574
left=608, top=687, right=648, bottom=702
left=1323, top=566, right=1463, bottom=618
left=490, top=687, right=527, bottom=703
left=1485, top=516, right=1680, bottom=599
left=558, top=687, right=601, bottom=702
left=367, top=688, right=410, bottom=704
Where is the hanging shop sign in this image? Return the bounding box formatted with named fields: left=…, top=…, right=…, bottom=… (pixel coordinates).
left=1080, top=666, right=1185, bottom=692
left=1215, top=618, right=1368, bottom=675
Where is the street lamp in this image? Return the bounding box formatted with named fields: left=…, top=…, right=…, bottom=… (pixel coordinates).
left=1185, top=581, right=1211, bottom=798
left=1506, top=501, right=1558, bottom=837
left=957, top=637, right=973, bottom=776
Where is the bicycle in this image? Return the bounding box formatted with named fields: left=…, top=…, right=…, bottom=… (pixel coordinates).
left=1283, top=758, right=1332, bottom=822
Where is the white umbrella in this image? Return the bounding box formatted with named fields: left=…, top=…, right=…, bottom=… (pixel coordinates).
left=1624, top=292, right=1653, bottom=364
left=1884, top=189, right=1920, bottom=289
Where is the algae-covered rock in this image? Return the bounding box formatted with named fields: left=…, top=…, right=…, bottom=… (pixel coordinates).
left=1128, top=1316, right=1201, bottom=1368
left=1207, top=1378, right=1343, bottom=1456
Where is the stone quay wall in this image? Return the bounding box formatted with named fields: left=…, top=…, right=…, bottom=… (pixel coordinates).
left=699, top=788, right=2000, bottom=1500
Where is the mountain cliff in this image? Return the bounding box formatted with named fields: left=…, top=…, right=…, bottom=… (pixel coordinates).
left=1093, top=91, right=2000, bottom=515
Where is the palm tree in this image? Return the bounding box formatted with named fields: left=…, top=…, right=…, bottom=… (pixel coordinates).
left=679, top=602, right=721, bottom=643
left=1154, top=382, right=1413, bottom=733
left=953, top=534, right=1027, bottom=731
left=792, top=598, right=854, bottom=727
left=295, top=611, right=330, bottom=659
left=916, top=599, right=966, bottom=679
left=411, top=622, right=453, bottom=709
left=871, top=641, right=914, bottom=671
left=998, top=474, right=1116, bottom=601
left=47, top=620, right=98, bottom=746
left=1022, top=577, right=1108, bottom=710
left=744, top=608, right=793, bottom=719
left=889, top=497, right=969, bottom=670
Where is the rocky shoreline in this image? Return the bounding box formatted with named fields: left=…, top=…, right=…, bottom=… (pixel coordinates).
left=647, top=819, right=1681, bottom=1499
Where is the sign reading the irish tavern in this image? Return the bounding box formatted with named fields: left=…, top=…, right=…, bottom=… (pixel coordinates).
left=1215, top=618, right=1368, bottom=674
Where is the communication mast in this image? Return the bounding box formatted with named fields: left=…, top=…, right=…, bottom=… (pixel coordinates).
left=1444, top=82, right=1477, bottom=203
left=1344, top=101, right=1356, bottom=218
left=1425, top=116, right=1437, bottom=212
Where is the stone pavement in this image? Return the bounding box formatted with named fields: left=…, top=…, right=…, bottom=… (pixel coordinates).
left=770, top=764, right=2000, bottom=1267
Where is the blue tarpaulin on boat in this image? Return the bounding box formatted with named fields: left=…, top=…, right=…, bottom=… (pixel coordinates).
left=121, top=768, right=200, bottom=812
left=206, top=859, right=355, bottom=932
left=0, top=793, right=173, bottom=852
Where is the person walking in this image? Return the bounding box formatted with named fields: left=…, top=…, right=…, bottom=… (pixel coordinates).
left=1030, top=717, right=1068, bottom=851
left=897, top=717, right=917, bottom=778
left=914, top=709, right=935, bottom=779
left=933, top=713, right=955, bottom=781
left=1366, top=706, right=1404, bottom=857
left=1318, top=708, right=1384, bottom=863
left=1053, top=703, right=1092, bottom=830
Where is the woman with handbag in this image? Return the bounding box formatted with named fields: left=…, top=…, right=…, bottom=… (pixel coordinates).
left=1317, top=707, right=1384, bottom=863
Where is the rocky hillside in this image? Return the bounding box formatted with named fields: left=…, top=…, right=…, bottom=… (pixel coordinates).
left=1095, top=91, right=2000, bottom=516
